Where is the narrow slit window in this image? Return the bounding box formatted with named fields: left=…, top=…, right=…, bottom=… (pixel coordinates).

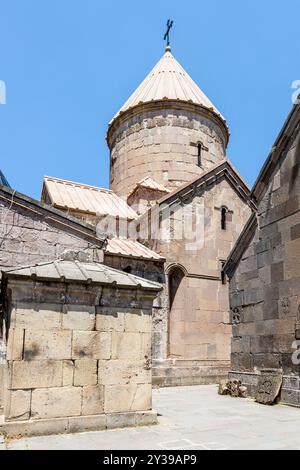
left=221, top=207, right=227, bottom=230
left=197, top=143, right=202, bottom=167
left=221, top=261, right=226, bottom=285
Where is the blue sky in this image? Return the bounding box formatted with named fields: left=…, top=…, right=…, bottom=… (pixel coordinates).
left=0, top=0, right=299, bottom=199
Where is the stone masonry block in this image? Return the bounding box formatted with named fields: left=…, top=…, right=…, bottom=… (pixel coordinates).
left=62, top=305, right=95, bottom=331
left=6, top=328, right=24, bottom=360
left=124, top=310, right=152, bottom=333
left=98, top=359, right=151, bottom=385
left=23, top=330, right=72, bottom=360
left=82, top=385, right=104, bottom=415
left=14, top=303, right=61, bottom=330
left=95, top=309, right=125, bottom=332
left=111, top=332, right=144, bottom=360
left=9, top=360, right=63, bottom=390
left=72, top=331, right=111, bottom=360
left=31, top=386, right=82, bottom=420
left=104, top=383, right=152, bottom=413
left=4, top=389, right=31, bottom=421
left=74, top=359, right=97, bottom=386
left=62, top=360, right=74, bottom=386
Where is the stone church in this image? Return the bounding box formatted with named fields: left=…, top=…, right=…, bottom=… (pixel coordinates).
left=41, top=45, right=254, bottom=386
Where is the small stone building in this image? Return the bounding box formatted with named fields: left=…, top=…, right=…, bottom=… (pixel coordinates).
left=0, top=251, right=161, bottom=437
left=224, top=100, right=300, bottom=405
left=0, top=184, right=106, bottom=410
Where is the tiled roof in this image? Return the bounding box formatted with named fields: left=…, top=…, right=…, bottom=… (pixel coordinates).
left=111, top=47, right=225, bottom=124
left=0, top=170, right=10, bottom=188
left=42, top=176, right=138, bottom=220
left=128, top=176, right=171, bottom=197
left=105, top=238, right=165, bottom=261
left=2, top=253, right=162, bottom=291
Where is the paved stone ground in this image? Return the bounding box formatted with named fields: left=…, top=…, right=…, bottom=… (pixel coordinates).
left=2, top=385, right=300, bottom=450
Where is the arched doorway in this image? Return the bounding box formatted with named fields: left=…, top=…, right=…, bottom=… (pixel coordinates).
left=167, top=265, right=187, bottom=358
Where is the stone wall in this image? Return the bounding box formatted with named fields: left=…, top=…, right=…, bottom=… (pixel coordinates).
left=1, top=277, right=157, bottom=436
left=145, top=177, right=252, bottom=386
left=103, top=254, right=169, bottom=366
left=0, top=187, right=104, bottom=273
left=227, top=125, right=300, bottom=405
left=108, top=102, right=227, bottom=197
left=0, top=186, right=104, bottom=411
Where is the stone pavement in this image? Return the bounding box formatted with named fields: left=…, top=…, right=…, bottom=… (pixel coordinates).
left=2, top=385, right=300, bottom=450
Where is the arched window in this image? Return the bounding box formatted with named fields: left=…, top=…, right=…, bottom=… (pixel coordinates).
left=221, top=207, right=227, bottom=230
left=168, top=266, right=185, bottom=309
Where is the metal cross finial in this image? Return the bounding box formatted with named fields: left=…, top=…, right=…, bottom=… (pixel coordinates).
left=164, top=19, right=173, bottom=48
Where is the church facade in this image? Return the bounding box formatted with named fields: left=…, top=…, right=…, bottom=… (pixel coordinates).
left=42, top=46, right=254, bottom=386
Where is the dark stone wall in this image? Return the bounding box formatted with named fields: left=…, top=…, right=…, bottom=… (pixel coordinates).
left=228, top=127, right=300, bottom=403
left=0, top=187, right=103, bottom=274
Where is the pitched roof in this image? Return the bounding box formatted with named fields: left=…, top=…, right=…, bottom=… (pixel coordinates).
left=156, top=159, right=255, bottom=209
left=110, top=47, right=225, bottom=124
left=2, top=253, right=162, bottom=292
left=0, top=184, right=105, bottom=245
left=0, top=170, right=10, bottom=188
left=251, top=100, right=300, bottom=203
left=223, top=213, right=258, bottom=278
left=224, top=100, right=300, bottom=277
left=42, top=176, right=138, bottom=220
left=105, top=238, right=165, bottom=261
left=128, top=176, right=171, bottom=198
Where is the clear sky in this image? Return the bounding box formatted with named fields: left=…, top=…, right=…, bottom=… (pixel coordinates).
left=0, top=0, right=299, bottom=199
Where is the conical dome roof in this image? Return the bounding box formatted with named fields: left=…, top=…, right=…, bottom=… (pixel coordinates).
left=110, top=47, right=225, bottom=123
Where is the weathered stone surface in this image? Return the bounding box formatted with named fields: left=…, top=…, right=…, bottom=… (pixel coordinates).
left=74, top=359, right=97, bottom=386
left=95, top=309, right=125, bottom=332
left=98, top=359, right=151, bottom=385
left=82, top=385, right=104, bottom=415
left=62, top=305, right=95, bottom=331
left=62, top=360, right=74, bottom=386
left=104, top=383, right=152, bottom=413
left=4, top=389, right=31, bottom=421
left=111, top=332, right=146, bottom=360
left=6, top=328, right=24, bottom=361
left=31, top=387, right=82, bottom=419
left=72, top=331, right=111, bottom=359
left=23, top=330, right=72, bottom=360
left=218, top=379, right=229, bottom=395
left=255, top=370, right=283, bottom=405
left=14, top=304, right=61, bottom=330
left=10, top=360, right=63, bottom=390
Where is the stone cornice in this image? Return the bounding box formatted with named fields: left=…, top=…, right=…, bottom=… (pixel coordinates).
left=157, top=160, right=256, bottom=213
left=107, top=100, right=230, bottom=149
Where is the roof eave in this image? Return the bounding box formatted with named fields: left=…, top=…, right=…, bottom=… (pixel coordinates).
left=107, top=100, right=230, bottom=148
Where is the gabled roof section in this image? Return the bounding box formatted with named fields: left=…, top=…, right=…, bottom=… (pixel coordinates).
left=156, top=159, right=256, bottom=210
left=251, top=99, right=300, bottom=203
left=110, top=47, right=226, bottom=125
left=0, top=184, right=106, bottom=245
left=2, top=253, right=162, bottom=292
left=223, top=213, right=258, bottom=278
left=0, top=170, right=10, bottom=188
left=105, top=238, right=165, bottom=261
left=128, top=176, right=171, bottom=199
left=42, top=176, right=138, bottom=221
